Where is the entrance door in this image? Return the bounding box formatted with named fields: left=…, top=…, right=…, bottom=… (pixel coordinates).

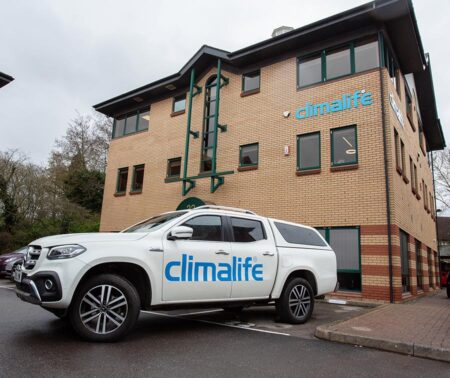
left=162, top=214, right=232, bottom=302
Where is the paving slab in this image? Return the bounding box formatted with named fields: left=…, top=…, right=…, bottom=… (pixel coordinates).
left=315, top=290, right=450, bottom=362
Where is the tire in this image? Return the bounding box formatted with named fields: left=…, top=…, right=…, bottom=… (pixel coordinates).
left=276, top=277, right=314, bottom=324
left=69, top=274, right=141, bottom=342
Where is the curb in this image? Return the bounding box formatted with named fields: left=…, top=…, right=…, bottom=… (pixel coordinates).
left=315, top=325, right=450, bottom=363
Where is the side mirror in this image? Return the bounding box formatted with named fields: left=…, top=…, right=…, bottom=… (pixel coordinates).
left=168, top=226, right=193, bottom=241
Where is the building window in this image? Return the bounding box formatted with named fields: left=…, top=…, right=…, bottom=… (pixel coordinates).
left=415, top=239, right=423, bottom=290
left=405, top=85, right=413, bottom=123
left=242, top=70, right=260, bottom=94
left=240, top=143, right=258, bottom=167
left=400, top=230, right=410, bottom=293
left=385, top=45, right=400, bottom=95
left=394, top=129, right=401, bottom=173
left=400, top=140, right=406, bottom=178
left=200, top=76, right=217, bottom=172
left=331, top=125, right=357, bottom=166
left=413, top=163, right=418, bottom=196
left=427, top=247, right=433, bottom=287
left=297, top=132, right=320, bottom=171
left=131, top=164, right=145, bottom=192
left=423, top=180, right=427, bottom=210
left=172, top=94, right=186, bottom=114
left=116, top=167, right=128, bottom=194
left=317, top=227, right=361, bottom=292
left=113, top=108, right=149, bottom=138
left=410, top=157, right=416, bottom=193
left=167, top=157, right=181, bottom=178
left=418, top=124, right=426, bottom=154
left=297, top=37, right=380, bottom=88
left=326, top=46, right=351, bottom=80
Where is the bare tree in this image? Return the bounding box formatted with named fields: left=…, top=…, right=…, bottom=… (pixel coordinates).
left=433, top=148, right=450, bottom=211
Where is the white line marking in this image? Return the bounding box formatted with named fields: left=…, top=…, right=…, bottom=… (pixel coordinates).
left=141, top=310, right=290, bottom=337
left=0, top=285, right=15, bottom=290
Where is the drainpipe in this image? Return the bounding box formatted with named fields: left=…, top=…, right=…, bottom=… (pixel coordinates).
left=379, top=32, right=394, bottom=303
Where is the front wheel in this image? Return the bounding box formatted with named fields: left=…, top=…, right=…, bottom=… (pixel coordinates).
left=69, top=274, right=141, bottom=342
left=276, top=277, right=314, bottom=324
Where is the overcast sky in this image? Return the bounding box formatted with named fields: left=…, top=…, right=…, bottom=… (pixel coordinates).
left=1, top=0, right=449, bottom=165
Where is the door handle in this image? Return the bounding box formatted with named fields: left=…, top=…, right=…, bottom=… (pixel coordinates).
left=215, top=250, right=230, bottom=255
left=262, top=251, right=275, bottom=256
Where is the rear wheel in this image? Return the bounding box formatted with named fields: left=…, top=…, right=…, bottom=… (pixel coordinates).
left=276, top=277, right=314, bottom=324
left=69, top=274, right=140, bottom=342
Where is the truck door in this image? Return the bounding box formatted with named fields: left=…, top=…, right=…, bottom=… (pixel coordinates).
left=227, top=216, right=278, bottom=299
left=162, top=214, right=232, bottom=302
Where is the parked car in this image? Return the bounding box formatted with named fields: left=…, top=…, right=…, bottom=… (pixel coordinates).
left=0, top=247, right=27, bottom=279
left=15, top=205, right=337, bottom=342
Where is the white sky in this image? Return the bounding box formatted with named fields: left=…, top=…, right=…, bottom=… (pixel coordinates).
left=0, top=0, right=449, bottom=164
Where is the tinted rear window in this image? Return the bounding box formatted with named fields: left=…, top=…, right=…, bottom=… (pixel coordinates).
left=275, top=222, right=326, bottom=246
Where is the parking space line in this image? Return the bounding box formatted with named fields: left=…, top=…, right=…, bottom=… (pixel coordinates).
left=0, top=285, right=15, bottom=290
left=141, top=310, right=291, bottom=337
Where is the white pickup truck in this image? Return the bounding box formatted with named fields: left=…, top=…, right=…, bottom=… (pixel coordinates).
left=15, top=206, right=337, bottom=342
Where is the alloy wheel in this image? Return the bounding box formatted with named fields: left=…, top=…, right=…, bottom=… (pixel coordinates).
left=288, top=284, right=311, bottom=318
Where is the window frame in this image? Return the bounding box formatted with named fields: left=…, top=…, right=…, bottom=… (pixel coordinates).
left=131, top=164, right=145, bottom=193
left=239, top=143, right=259, bottom=168
left=112, top=107, right=150, bottom=139
left=116, top=167, right=129, bottom=194
left=394, top=129, right=401, bottom=174
left=172, top=94, right=187, bottom=114
left=229, top=216, right=267, bottom=243
left=241, top=69, right=261, bottom=94
left=166, top=157, right=182, bottom=179
left=330, top=125, right=358, bottom=167
left=297, top=131, right=321, bottom=171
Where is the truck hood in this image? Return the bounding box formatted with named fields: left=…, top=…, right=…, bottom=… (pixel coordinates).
left=30, top=232, right=147, bottom=247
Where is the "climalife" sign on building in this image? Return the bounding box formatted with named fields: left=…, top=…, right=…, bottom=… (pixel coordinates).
left=295, top=90, right=373, bottom=120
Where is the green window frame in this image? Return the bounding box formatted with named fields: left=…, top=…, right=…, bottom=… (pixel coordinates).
left=331, top=125, right=358, bottom=167
left=239, top=143, right=259, bottom=167
left=116, top=167, right=129, bottom=194
left=131, top=164, right=145, bottom=192
left=242, top=70, right=260, bottom=94
left=112, top=107, right=150, bottom=139
left=316, top=226, right=361, bottom=292
left=297, top=36, right=380, bottom=89
left=297, top=132, right=320, bottom=171
left=172, top=94, right=186, bottom=113
left=167, top=157, right=182, bottom=178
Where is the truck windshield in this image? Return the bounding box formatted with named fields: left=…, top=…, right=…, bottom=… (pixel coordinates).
left=122, top=212, right=187, bottom=233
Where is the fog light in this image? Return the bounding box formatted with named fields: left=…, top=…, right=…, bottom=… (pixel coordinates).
left=44, top=279, right=54, bottom=291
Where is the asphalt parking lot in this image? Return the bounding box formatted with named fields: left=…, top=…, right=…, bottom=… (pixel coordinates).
left=1, top=278, right=449, bottom=378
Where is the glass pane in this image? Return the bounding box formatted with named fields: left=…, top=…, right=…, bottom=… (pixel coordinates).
left=298, top=56, right=322, bottom=87
left=355, top=40, right=379, bottom=73
left=173, top=97, right=186, bottom=113
left=240, top=144, right=258, bottom=166
left=298, top=133, right=320, bottom=169
left=332, top=127, right=357, bottom=165
left=201, top=160, right=212, bottom=172
left=208, top=85, right=217, bottom=101
left=400, top=230, right=410, bottom=292
left=137, top=110, right=150, bottom=131
left=337, top=272, right=361, bottom=291
left=329, top=228, right=359, bottom=271
left=243, top=71, right=260, bottom=92
left=275, top=222, right=327, bottom=246
left=117, top=169, right=128, bottom=192
left=203, top=132, right=214, bottom=148
left=125, top=114, right=137, bottom=134
left=133, top=166, right=144, bottom=191
left=326, top=47, right=351, bottom=80
left=231, top=218, right=265, bottom=242
left=168, top=159, right=181, bottom=177
left=206, top=117, right=215, bottom=133
left=183, top=215, right=222, bottom=241
left=114, top=118, right=125, bottom=138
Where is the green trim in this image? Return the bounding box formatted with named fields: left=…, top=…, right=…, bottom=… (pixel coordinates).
left=131, top=164, right=145, bottom=192
left=116, top=167, right=129, bottom=194
left=378, top=32, right=385, bottom=68
left=167, top=157, right=181, bottom=179
left=167, top=170, right=234, bottom=183
left=112, top=119, right=117, bottom=138
left=241, top=69, right=261, bottom=94
left=239, top=143, right=259, bottom=167
left=297, top=131, right=320, bottom=171
left=331, top=124, right=358, bottom=167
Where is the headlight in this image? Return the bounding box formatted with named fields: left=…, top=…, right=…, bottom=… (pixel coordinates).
left=47, top=244, right=86, bottom=260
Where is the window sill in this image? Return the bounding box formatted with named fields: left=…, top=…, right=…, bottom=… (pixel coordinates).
left=416, top=193, right=421, bottom=200
left=330, top=164, right=358, bottom=172
left=170, top=110, right=186, bottom=117
left=129, top=190, right=142, bottom=195
left=396, top=166, right=403, bottom=175
left=412, top=187, right=416, bottom=195
left=296, top=168, right=321, bottom=176
left=112, top=129, right=148, bottom=140
left=238, top=165, right=258, bottom=172
left=420, top=144, right=427, bottom=156
left=165, top=177, right=180, bottom=183
left=240, top=89, right=260, bottom=97
left=407, top=114, right=416, bottom=131
left=114, top=192, right=126, bottom=197
left=402, top=175, right=409, bottom=184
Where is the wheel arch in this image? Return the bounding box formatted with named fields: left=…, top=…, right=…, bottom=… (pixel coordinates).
left=279, top=270, right=318, bottom=297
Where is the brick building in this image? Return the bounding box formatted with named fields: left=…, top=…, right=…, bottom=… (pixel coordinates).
left=94, top=0, right=445, bottom=303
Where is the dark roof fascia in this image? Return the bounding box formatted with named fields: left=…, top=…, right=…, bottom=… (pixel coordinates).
left=0, top=71, right=14, bottom=89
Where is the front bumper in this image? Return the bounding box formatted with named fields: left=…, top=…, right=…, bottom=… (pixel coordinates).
left=16, top=271, right=62, bottom=306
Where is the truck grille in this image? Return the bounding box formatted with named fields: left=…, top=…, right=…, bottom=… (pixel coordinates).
left=24, top=245, right=42, bottom=269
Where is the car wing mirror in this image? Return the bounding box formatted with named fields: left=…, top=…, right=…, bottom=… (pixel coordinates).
left=168, top=226, right=193, bottom=241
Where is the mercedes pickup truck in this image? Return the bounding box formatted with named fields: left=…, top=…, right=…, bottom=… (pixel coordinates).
left=15, top=205, right=337, bottom=342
